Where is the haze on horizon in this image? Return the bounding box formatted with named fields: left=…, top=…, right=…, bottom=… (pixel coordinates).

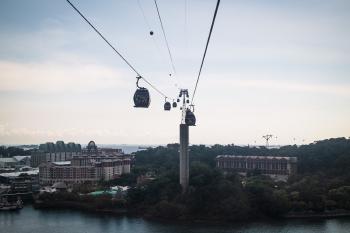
left=0, top=0, right=349, bottom=146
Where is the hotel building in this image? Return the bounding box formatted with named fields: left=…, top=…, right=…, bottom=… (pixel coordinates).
left=216, top=155, right=297, bottom=181
left=31, top=141, right=82, bottom=167
left=38, top=141, right=131, bottom=185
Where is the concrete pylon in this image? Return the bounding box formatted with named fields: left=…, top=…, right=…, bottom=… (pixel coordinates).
left=179, top=123, right=189, bottom=192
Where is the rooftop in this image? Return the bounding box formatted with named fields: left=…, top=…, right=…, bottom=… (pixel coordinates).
left=0, top=158, right=17, bottom=163
left=52, top=161, right=71, bottom=166
left=13, top=156, right=31, bottom=161
left=0, top=168, right=39, bottom=178
left=216, top=155, right=297, bottom=161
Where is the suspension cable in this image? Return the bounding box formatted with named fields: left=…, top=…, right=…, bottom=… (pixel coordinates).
left=191, top=0, right=221, bottom=104
left=136, top=0, right=152, bottom=32
left=136, top=0, right=163, bottom=56
left=153, top=0, right=177, bottom=75
left=66, top=0, right=169, bottom=98
left=184, top=0, right=188, bottom=54
left=136, top=0, right=174, bottom=80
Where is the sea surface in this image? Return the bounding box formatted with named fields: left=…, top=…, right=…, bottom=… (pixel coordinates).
left=95, top=144, right=159, bottom=154
left=1, top=206, right=350, bottom=233
left=1, top=144, right=157, bottom=154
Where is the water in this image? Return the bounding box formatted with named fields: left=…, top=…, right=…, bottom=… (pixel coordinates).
left=1, top=206, right=350, bottom=233
left=98, top=144, right=159, bottom=154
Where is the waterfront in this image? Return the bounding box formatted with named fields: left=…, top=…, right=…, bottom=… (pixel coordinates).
left=1, top=206, right=350, bottom=233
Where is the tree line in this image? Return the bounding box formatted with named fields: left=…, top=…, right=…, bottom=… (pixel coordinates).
left=124, top=137, right=350, bottom=221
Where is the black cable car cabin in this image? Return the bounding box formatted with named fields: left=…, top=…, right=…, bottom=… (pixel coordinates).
left=172, top=102, right=177, bottom=108
left=185, top=109, right=196, bottom=126
left=164, top=101, right=171, bottom=111
left=134, top=87, right=150, bottom=108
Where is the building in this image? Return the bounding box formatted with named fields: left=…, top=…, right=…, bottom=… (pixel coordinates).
left=31, top=141, right=125, bottom=168
left=82, top=141, right=123, bottom=156
left=0, top=168, right=39, bottom=183
left=0, top=168, right=40, bottom=194
left=98, top=159, right=131, bottom=180
left=31, top=141, right=82, bottom=167
left=39, top=161, right=97, bottom=185
left=0, top=158, right=17, bottom=168
left=13, top=156, right=31, bottom=167
left=39, top=155, right=131, bottom=185
left=36, top=140, right=131, bottom=185
left=0, top=156, right=31, bottom=169
left=216, top=155, right=297, bottom=181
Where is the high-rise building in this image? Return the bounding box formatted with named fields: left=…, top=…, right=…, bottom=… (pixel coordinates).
left=31, top=141, right=81, bottom=167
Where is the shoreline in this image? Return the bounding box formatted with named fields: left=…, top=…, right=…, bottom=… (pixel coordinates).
left=33, top=200, right=130, bottom=216
left=284, top=210, right=350, bottom=219
left=32, top=200, right=350, bottom=222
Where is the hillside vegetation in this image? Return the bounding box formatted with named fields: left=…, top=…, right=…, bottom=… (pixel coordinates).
left=125, top=138, right=350, bottom=221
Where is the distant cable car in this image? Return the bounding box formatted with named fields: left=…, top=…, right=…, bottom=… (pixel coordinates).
left=134, top=76, right=150, bottom=108
left=150, top=31, right=154, bottom=36
left=185, top=108, right=196, bottom=126
left=172, top=101, right=177, bottom=108
left=164, top=99, right=171, bottom=111
left=177, top=98, right=180, bottom=102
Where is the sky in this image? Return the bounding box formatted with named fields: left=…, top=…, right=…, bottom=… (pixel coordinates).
left=0, top=0, right=349, bottom=146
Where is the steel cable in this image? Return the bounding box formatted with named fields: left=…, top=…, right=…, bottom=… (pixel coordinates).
left=191, top=0, right=221, bottom=104
left=66, top=0, right=170, bottom=99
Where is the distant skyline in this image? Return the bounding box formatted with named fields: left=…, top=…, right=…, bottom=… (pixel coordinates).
left=1, top=0, right=349, bottom=145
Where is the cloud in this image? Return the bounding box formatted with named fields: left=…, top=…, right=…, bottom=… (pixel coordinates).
left=202, top=72, right=350, bottom=97
left=1, top=0, right=349, bottom=145
left=0, top=123, right=125, bottom=143
left=228, top=79, right=350, bottom=97
left=0, top=59, right=127, bottom=93
left=0, top=122, right=174, bottom=145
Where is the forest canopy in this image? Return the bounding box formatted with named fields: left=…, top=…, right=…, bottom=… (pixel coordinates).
left=126, top=137, right=350, bottom=221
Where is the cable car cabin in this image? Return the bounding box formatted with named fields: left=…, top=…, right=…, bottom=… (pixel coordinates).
left=172, top=102, right=177, bottom=108
left=134, top=88, right=150, bottom=108
left=164, top=101, right=171, bottom=111
left=185, top=109, right=196, bottom=126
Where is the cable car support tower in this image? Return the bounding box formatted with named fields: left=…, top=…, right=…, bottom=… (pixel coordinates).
left=66, top=0, right=221, bottom=194
left=178, top=89, right=194, bottom=192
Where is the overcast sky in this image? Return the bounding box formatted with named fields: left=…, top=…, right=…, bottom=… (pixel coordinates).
left=0, top=0, right=349, bottom=145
